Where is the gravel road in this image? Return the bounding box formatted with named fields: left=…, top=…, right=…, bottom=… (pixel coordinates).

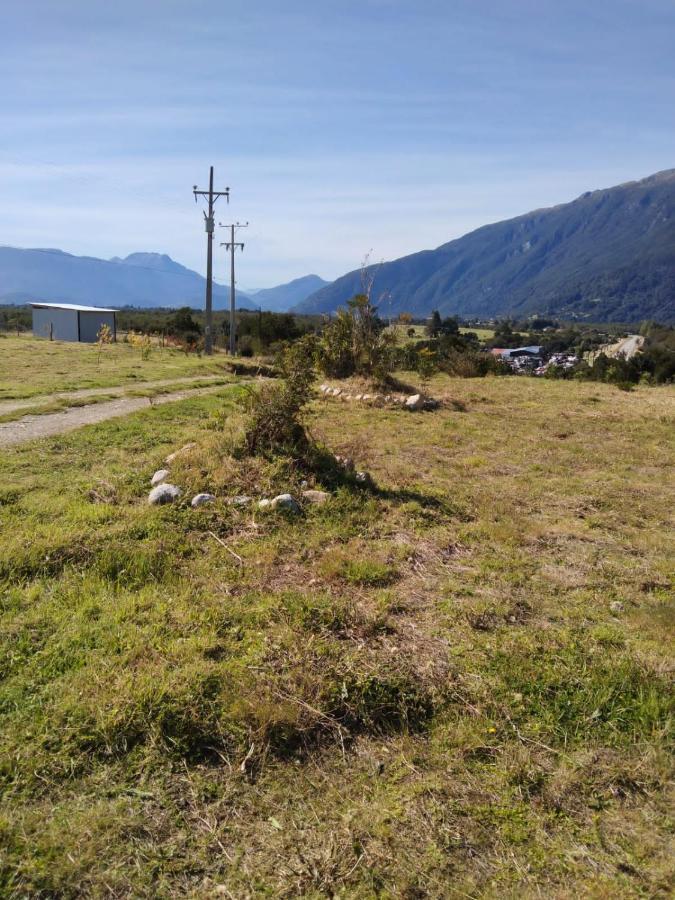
left=0, top=384, right=234, bottom=448
left=0, top=374, right=227, bottom=417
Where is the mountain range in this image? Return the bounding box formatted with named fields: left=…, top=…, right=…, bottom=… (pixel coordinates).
left=296, top=169, right=675, bottom=324
left=247, top=275, right=329, bottom=312
left=0, top=247, right=327, bottom=312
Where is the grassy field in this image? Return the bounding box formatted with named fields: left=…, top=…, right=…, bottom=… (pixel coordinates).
left=460, top=326, right=495, bottom=340
left=385, top=324, right=495, bottom=344
left=0, top=335, right=233, bottom=400
left=0, top=371, right=673, bottom=897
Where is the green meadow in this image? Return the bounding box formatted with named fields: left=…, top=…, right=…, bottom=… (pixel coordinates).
left=0, top=367, right=673, bottom=897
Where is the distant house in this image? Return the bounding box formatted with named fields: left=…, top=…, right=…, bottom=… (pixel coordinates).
left=491, top=345, right=543, bottom=372
left=498, top=345, right=542, bottom=359
left=30, top=302, right=117, bottom=343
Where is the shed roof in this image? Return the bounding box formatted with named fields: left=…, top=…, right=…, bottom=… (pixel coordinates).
left=30, top=302, right=118, bottom=313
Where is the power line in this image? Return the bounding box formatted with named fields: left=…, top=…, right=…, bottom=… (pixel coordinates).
left=193, top=167, right=229, bottom=355
left=220, top=221, right=248, bottom=356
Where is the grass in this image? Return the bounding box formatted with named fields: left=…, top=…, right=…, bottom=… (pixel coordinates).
left=0, top=376, right=234, bottom=423
left=460, top=326, right=495, bottom=340
left=0, top=371, right=673, bottom=897
left=384, top=324, right=495, bottom=345
left=0, top=335, right=235, bottom=400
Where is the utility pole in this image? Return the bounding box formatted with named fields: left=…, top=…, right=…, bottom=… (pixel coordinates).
left=193, top=167, right=229, bottom=355
left=220, top=221, right=248, bottom=356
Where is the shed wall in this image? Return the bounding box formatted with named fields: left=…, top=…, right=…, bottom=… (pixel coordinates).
left=32, top=307, right=80, bottom=342
left=78, top=311, right=116, bottom=343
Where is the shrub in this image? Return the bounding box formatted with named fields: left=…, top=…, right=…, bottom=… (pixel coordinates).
left=241, top=335, right=317, bottom=457
left=416, top=346, right=438, bottom=392
left=317, top=293, right=397, bottom=382
left=440, top=349, right=511, bottom=378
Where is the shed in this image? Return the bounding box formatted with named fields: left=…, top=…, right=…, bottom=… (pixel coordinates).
left=30, top=303, right=117, bottom=343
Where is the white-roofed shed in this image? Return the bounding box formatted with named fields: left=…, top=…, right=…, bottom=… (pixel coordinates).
left=30, top=302, right=117, bottom=343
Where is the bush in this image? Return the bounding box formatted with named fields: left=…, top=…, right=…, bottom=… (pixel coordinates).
left=241, top=335, right=317, bottom=457
left=440, top=349, right=511, bottom=378
left=317, top=294, right=396, bottom=382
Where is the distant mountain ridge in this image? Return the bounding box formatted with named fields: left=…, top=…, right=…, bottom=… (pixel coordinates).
left=0, top=247, right=255, bottom=310
left=296, top=169, right=675, bottom=324
left=0, top=246, right=328, bottom=313
left=251, top=274, right=330, bottom=312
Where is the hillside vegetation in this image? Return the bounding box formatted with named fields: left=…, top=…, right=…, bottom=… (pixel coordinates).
left=297, top=169, right=675, bottom=324
left=0, top=365, right=673, bottom=896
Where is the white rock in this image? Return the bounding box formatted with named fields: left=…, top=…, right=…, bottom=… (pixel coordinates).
left=258, top=499, right=272, bottom=510
left=148, top=484, right=182, bottom=505
left=405, top=393, right=424, bottom=410
left=191, top=493, right=216, bottom=508
left=151, top=468, right=170, bottom=486
left=362, top=394, right=371, bottom=401
left=354, top=394, right=363, bottom=401
left=271, top=493, right=301, bottom=513
left=355, top=471, right=370, bottom=484
left=609, top=600, right=624, bottom=614
left=302, top=489, right=330, bottom=504
left=165, top=442, right=197, bottom=464
left=228, top=495, right=252, bottom=507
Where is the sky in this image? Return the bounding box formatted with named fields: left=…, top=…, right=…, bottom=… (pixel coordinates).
left=1, top=0, right=674, bottom=287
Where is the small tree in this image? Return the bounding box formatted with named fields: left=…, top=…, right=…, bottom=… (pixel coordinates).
left=95, top=323, right=113, bottom=366
left=427, top=310, right=442, bottom=337
left=128, top=330, right=152, bottom=360
left=416, top=346, right=438, bottom=394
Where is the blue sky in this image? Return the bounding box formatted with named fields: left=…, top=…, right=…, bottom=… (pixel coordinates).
left=1, top=0, right=674, bottom=287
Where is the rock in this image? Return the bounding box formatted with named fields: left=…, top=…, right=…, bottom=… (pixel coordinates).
left=191, top=493, right=216, bottom=508
left=258, top=498, right=272, bottom=510
left=271, top=493, right=301, bottom=513
left=609, top=600, right=624, bottom=614
left=372, top=394, right=384, bottom=406
left=151, top=468, right=170, bottom=486
left=334, top=454, right=355, bottom=471
left=228, top=495, right=252, bottom=507
left=354, top=394, right=363, bottom=401
left=331, top=388, right=342, bottom=397
left=165, top=442, right=197, bottom=464
left=302, top=489, right=330, bottom=505
left=148, top=483, right=182, bottom=505
left=355, top=471, right=370, bottom=484
left=320, top=384, right=328, bottom=392
left=405, top=393, right=424, bottom=410
left=362, top=394, right=371, bottom=401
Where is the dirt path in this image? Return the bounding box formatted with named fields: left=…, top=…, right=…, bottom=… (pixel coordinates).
left=0, top=374, right=229, bottom=417
left=0, top=383, right=239, bottom=448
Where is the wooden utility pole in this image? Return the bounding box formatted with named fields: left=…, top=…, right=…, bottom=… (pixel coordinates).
left=220, top=222, right=248, bottom=355
left=193, top=167, right=229, bottom=354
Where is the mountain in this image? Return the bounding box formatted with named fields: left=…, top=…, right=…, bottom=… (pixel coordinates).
left=0, top=248, right=255, bottom=310
left=296, top=170, right=675, bottom=324
left=251, top=274, right=330, bottom=312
